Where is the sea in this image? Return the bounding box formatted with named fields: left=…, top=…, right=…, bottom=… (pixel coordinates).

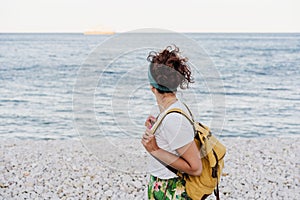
left=0, top=33, right=299, bottom=140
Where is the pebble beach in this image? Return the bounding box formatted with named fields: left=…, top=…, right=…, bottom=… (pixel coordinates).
left=0, top=137, right=299, bottom=200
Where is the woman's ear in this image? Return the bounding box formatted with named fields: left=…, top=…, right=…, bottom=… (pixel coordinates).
left=150, top=85, right=156, bottom=94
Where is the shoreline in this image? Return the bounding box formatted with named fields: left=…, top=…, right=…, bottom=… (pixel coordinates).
left=1, top=137, right=299, bottom=199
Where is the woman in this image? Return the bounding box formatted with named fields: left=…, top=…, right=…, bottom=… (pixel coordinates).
left=142, top=45, right=202, bottom=200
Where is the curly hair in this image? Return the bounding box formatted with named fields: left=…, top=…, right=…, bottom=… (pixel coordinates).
left=147, top=45, right=193, bottom=93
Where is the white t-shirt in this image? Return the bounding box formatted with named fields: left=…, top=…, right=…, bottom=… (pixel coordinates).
left=148, top=100, right=194, bottom=179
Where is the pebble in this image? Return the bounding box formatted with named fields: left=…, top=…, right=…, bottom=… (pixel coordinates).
left=0, top=137, right=299, bottom=199
left=102, top=184, right=109, bottom=191
left=132, top=180, right=143, bottom=188
left=105, top=190, right=113, bottom=197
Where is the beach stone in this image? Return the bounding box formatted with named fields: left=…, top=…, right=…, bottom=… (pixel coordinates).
left=112, top=195, right=122, bottom=200
left=123, top=174, right=132, bottom=183
left=105, top=190, right=113, bottom=197
left=103, top=183, right=109, bottom=191
left=132, top=180, right=142, bottom=188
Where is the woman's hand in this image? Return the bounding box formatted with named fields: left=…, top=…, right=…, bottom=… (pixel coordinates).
left=141, top=128, right=160, bottom=153
left=144, top=115, right=156, bottom=129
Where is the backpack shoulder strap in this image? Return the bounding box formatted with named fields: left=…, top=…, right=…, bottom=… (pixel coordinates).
left=182, top=102, right=195, bottom=121
left=151, top=108, right=194, bottom=134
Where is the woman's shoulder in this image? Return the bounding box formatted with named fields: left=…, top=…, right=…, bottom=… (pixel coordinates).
left=160, top=101, right=194, bottom=139
left=163, top=101, right=192, bottom=125
left=167, top=101, right=191, bottom=117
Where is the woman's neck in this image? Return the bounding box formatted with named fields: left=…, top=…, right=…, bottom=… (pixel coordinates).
left=156, top=93, right=178, bottom=113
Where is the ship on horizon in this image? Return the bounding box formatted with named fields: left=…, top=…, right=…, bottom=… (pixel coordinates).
left=83, top=25, right=115, bottom=35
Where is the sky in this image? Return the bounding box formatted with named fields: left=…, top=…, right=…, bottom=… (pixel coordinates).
left=1, top=0, right=299, bottom=33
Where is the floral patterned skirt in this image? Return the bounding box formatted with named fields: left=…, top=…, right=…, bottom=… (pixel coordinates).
left=147, top=175, right=192, bottom=200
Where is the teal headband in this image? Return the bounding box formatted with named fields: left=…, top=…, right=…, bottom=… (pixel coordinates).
left=148, top=64, right=177, bottom=92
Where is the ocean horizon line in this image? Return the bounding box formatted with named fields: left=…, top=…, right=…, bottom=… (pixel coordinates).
left=0, top=31, right=299, bottom=34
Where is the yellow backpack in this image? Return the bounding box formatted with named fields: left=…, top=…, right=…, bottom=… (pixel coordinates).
left=151, top=106, right=226, bottom=200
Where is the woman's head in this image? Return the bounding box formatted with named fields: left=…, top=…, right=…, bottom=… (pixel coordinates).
left=147, top=45, right=193, bottom=93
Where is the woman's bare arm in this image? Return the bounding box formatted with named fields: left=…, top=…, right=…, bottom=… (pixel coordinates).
left=142, top=128, right=202, bottom=176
